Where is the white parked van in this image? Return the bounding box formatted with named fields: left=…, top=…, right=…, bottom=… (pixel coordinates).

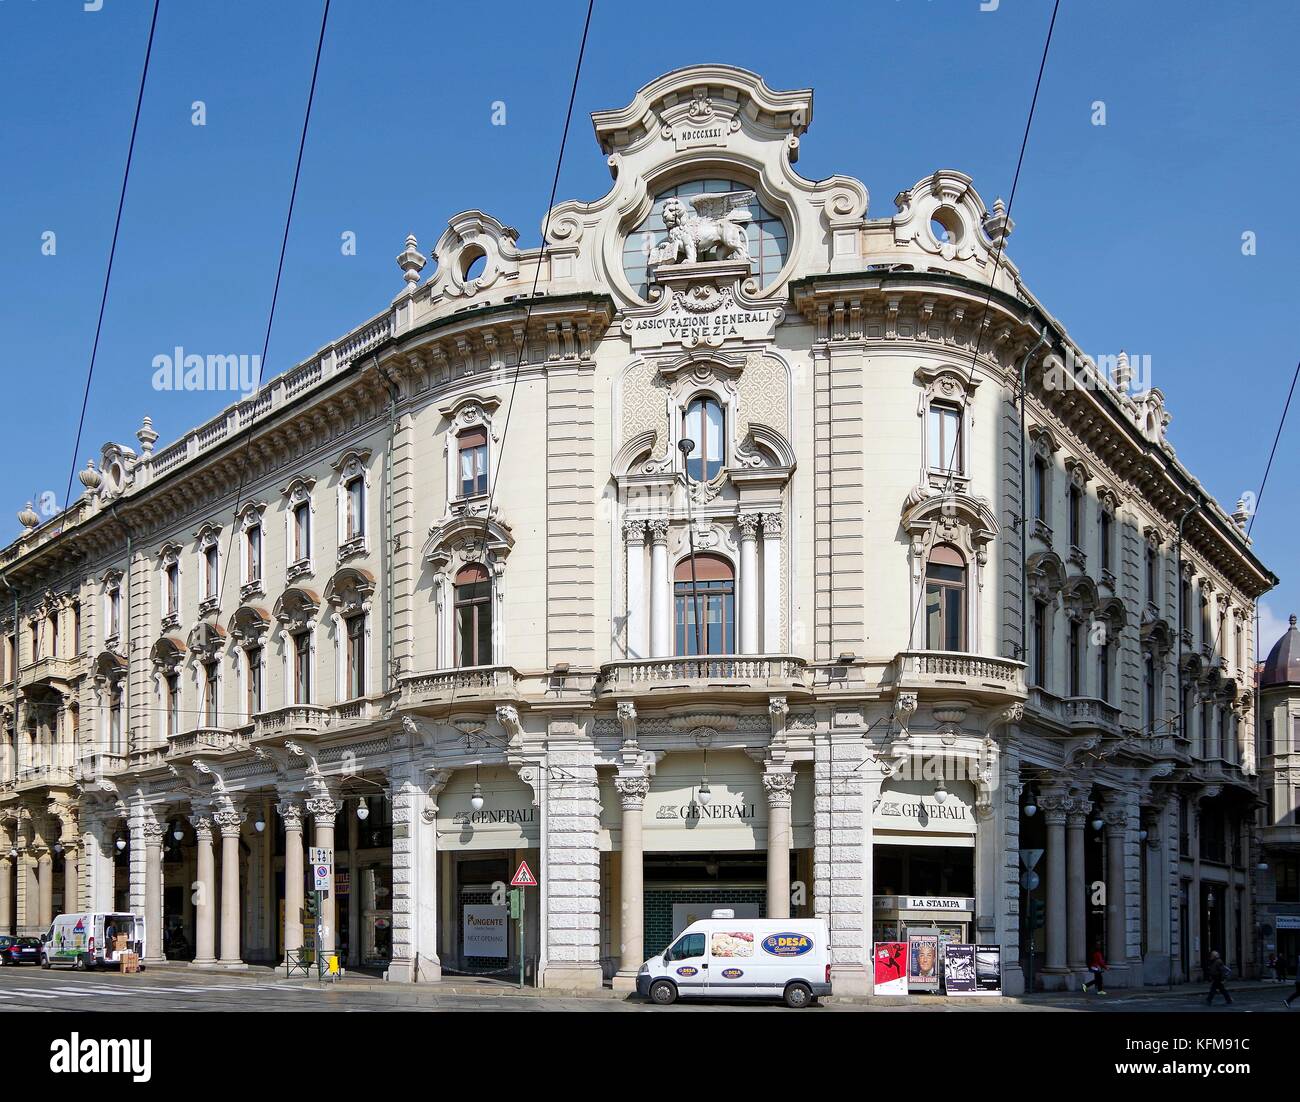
left=42, top=913, right=146, bottom=971
left=635, top=911, right=831, bottom=1008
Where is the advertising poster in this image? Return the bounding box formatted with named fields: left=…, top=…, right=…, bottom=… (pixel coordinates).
left=873, top=941, right=909, bottom=995
left=462, top=905, right=508, bottom=957
left=943, top=943, right=976, bottom=994
left=974, top=944, right=1003, bottom=995
left=907, top=932, right=940, bottom=991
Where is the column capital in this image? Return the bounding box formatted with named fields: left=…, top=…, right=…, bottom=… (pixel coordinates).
left=760, top=511, right=783, bottom=537
left=614, top=773, right=650, bottom=810
left=190, top=814, right=215, bottom=842
left=622, top=519, right=647, bottom=545
left=763, top=768, right=797, bottom=809
left=213, top=809, right=245, bottom=837
left=1066, top=801, right=1093, bottom=829
left=1039, top=794, right=1070, bottom=825
left=277, top=799, right=305, bottom=832
left=647, top=519, right=670, bottom=545
left=737, top=512, right=763, bottom=539
left=306, top=795, right=340, bottom=823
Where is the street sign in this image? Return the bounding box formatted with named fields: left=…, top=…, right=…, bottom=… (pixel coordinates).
left=511, top=860, right=537, bottom=887
left=314, top=863, right=332, bottom=891
left=1019, top=848, right=1044, bottom=872
left=309, top=847, right=333, bottom=866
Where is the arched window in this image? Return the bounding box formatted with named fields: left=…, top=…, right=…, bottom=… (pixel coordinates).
left=683, top=396, right=724, bottom=482
left=454, top=564, right=493, bottom=667
left=924, top=544, right=966, bottom=652
left=674, top=554, right=734, bottom=656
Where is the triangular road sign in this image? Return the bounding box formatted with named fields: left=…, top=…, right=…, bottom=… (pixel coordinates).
left=511, top=860, right=537, bottom=887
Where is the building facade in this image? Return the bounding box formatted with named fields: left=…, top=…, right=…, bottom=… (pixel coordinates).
left=1257, top=616, right=1300, bottom=973
left=0, top=65, right=1277, bottom=993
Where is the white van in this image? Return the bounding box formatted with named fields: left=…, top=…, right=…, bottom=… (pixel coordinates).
left=42, top=913, right=147, bottom=971
left=635, top=911, right=831, bottom=1008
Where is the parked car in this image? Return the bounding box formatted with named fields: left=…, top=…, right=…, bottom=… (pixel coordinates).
left=0, top=936, right=43, bottom=966
left=42, top=912, right=147, bottom=971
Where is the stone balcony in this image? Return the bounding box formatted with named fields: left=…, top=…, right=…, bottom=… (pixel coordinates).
left=18, top=654, right=83, bottom=692
left=14, top=763, right=75, bottom=789
left=75, top=752, right=131, bottom=781
left=166, top=727, right=250, bottom=758
left=398, top=665, right=523, bottom=710
left=594, top=655, right=809, bottom=701
left=1026, top=687, right=1123, bottom=737
left=892, top=650, right=1026, bottom=703
left=252, top=704, right=333, bottom=741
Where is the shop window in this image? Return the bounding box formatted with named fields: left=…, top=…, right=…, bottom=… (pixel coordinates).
left=924, top=544, right=966, bottom=652
left=457, top=429, right=489, bottom=498
left=682, top=396, right=724, bottom=482
left=674, top=554, right=735, bottom=656
left=454, top=564, right=493, bottom=668
left=927, top=401, right=963, bottom=475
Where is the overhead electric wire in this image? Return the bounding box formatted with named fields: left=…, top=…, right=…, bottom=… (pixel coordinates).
left=906, top=0, right=1061, bottom=649
left=214, top=0, right=331, bottom=608
left=58, top=0, right=161, bottom=530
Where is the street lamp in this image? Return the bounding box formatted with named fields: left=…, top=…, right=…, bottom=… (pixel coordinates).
left=253, top=816, right=266, bottom=833
left=934, top=777, right=949, bottom=805
left=356, top=798, right=370, bottom=821
left=171, top=823, right=184, bottom=842
left=114, top=836, right=126, bottom=852
left=1023, top=787, right=1038, bottom=817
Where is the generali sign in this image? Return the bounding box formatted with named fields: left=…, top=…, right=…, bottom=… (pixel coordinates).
left=873, top=780, right=976, bottom=834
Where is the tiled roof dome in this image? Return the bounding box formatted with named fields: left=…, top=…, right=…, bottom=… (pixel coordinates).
left=1260, top=614, right=1300, bottom=688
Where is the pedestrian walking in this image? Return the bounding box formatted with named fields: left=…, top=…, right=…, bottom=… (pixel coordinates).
left=1082, top=941, right=1107, bottom=995
left=1205, top=950, right=1233, bottom=1006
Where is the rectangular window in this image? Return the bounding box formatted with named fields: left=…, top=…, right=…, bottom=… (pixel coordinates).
left=346, top=616, right=366, bottom=699
left=1262, top=718, right=1274, bottom=757
left=165, top=673, right=180, bottom=737
left=108, top=585, right=121, bottom=637
left=72, top=603, right=81, bottom=655
left=109, top=691, right=122, bottom=750
left=246, top=523, right=262, bottom=583
left=346, top=477, right=365, bottom=539
left=1032, top=600, right=1048, bottom=688
left=1032, top=458, right=1047, bottom=523
left=1068, top=485, right=1082, bottom=549
left=294, top=632, right=312, bottom=704
left=458, top=429, right=489, bottom=498
left=293, top=502, right=311, bottom=562
left=204, top=545, right=219, bottom=599
left=1146, top=545, right=1158, bottom=606
left=1068, top=620, right=1082, bottom=696
left=48, top=613, right=59, bottom=659
left=927, top=403, right=963, bottom=475
left=1097, top=640, right=1111, bottom=704
left=456, top=588, right=493, bottom=667
left=203, top=663, right=218, bottom=726
left=165, top=562, right=179, bottom=617
left=1200, top=594, right=1210, bottom=646
left=1277, top=859, right=1300, bottom=904
left=247, top=646, right=263, bottom=715
left=1100, top=509, right=1113, bottom=573
left=1143, top=653, right=1157, bottom=731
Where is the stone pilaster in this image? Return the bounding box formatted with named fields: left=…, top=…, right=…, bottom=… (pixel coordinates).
left=539, top=721, right=602, bottom=990
left=387, top=764, right=447, bottom=983
left=612, top=769, right=649, bottom=992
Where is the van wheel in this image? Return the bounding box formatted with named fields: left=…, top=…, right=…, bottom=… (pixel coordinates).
left=649, top=980, right=678, bottom=1006
left=74, top=956, right=85, bottom=971
left=783, top=982, right=813, bottom=1009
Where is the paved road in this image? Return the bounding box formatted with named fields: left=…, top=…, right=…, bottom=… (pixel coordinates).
left=1, top=965, right=1294, bottom=1012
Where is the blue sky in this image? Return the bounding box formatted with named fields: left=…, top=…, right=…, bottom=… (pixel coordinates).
left=1, top=0, right=1296, bottom=650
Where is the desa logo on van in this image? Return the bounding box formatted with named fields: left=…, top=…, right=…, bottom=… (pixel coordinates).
left=762, top=932, right=813, bottom=957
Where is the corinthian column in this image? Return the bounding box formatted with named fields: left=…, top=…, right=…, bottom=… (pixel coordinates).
left=215, top=805, right=245, bottom=967
left=279, top=799, right=304, bottom=967
left=0, top=823, right=12, bottom=935
left=191, top=813, right=216, bottom=966
left=624, top=521, right=648, bottom=659
left=307, top=795, right=339, bottom=956
left=648, top=520, right=671, bottom=658
left=764, top=766, right=796, bottom=919
left=1041, top=794, right=1069, bottom=980
left=142, top=816, right=164, bottom=963
left=738, top=513, right=761, bottom=654
left=1103, top=797, right=1130, bottom=977
left=612, top=771, right=650, bottom=992
left=36, top=844, right=54, bottom=928
left=1066, top=802, right=1090, bottom=972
